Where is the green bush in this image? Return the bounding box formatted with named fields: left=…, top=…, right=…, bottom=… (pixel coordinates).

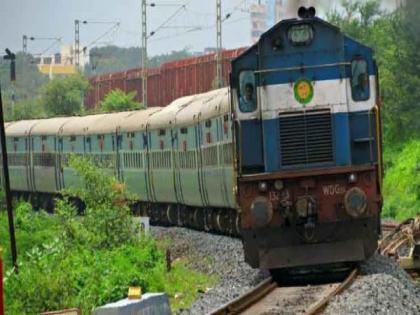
left=1, top=157, right=213, bottom=314
left=101, top=89, right=143, bottom=113
left=58, top=156, right=137, bottom=249
left=383, top=140, right=420, bottom=220
left=0, top=201, right=61, bottom=268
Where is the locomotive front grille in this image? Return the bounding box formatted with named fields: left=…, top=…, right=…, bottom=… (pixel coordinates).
left=279, top=109, right=334, bottom=166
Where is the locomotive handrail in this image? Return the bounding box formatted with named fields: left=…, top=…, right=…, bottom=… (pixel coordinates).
left=373, top=105, right=383, bottom=193
left=254, top=62, right=351, bottom=74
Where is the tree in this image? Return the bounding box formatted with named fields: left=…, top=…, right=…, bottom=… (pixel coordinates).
left=84, top=46, right=192, bottom=75
left=100, top=89, right=143, bottom=113
left=0, top=52, right=48, bottom=102
left=4, top=98, right=46, bottom=121
left=40, top=72, right=89, bottom=116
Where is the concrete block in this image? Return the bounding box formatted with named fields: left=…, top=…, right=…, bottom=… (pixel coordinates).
left=95, top=293, right=171, bottom=315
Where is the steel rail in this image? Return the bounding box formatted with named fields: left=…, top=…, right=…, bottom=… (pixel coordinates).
left=208, top=277, right=276, bottom=315
left=305, top=268, right=359, bottom=315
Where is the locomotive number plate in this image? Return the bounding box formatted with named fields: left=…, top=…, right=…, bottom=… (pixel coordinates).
left=322, top=184, right=346, bottom=196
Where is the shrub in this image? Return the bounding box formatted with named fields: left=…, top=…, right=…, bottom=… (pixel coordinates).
left=383, top=140, right=420, bottom=220
left=59, top=156, right=137, bottom=249
left=100, top=89, right=143, bottom=113
left=2, top=156, right=212, bottom=314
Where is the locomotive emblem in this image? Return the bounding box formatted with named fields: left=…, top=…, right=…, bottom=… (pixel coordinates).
left=294, top=78, right=314, bottom=105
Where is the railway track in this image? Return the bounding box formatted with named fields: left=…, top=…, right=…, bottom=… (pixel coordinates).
left=209, top=269, right=358, bottom=315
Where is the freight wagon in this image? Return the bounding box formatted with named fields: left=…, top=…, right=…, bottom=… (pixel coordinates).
left=85, top=48, right=245, bottom=109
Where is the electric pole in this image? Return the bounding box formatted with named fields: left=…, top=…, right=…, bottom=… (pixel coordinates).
left=75, top=19, right=80, bottom=68
left=22, top=35, right=27, bottom=53
left=141, top=0, right=148, bottom=108
left=215, top=0, right=223, bottom=88
left=1, top=49, right=18, bottom=272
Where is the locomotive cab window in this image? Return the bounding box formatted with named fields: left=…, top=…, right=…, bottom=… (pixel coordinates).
left=351, top=58, right=370, bottom=101
left=288, top=24, right=314, bottom=46
left=238, top=71, right=257, bottom=113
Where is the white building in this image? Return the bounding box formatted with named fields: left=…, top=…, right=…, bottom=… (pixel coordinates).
left=36, top=44, right=89, bottom=77
left=250, top=3, right=267, bottom=43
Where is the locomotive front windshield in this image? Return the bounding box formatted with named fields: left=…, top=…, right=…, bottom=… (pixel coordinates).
left=288, top=24, right=314, bottom=45
left=238, top=71, right=257, bottom=113
left=351, top=59, right=370, bottom=101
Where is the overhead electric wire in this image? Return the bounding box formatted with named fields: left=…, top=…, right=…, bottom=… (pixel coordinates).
left=32, top=38, right=62, bottom=56
left=84, top=23, right=120, bottom=49
left=149, top=16, right=248, bottom=43
left=148, top=0, right=191, bottom=38
left=149, top=0, right=251, bottom=44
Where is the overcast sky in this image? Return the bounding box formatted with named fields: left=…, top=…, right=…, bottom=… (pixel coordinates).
left=0, top=0, right=397, bottom=57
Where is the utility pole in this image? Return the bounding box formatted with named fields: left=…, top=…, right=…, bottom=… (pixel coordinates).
left=1, top=49, right=18, bottom=272
left=215, top=0, right=223, bottom=88
left=141, top=0, right=148, bottom=108
left=22, top=35, right=27, bottom=53
left=75, top=19, right=80, bottom=68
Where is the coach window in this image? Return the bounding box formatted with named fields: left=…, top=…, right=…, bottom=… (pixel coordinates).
left=239, top=71, right=257, bottom=113
left=351, top=58, right=370, bottom=101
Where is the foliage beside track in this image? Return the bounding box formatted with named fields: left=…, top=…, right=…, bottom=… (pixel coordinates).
left=382, top=140, right=420, bottom=220
left=0, top=157, right=212, bottom=314
left=101, top=89, right=143, bottom=113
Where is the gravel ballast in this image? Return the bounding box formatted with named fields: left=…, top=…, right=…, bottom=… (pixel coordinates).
left=151, top=227, right=419, bottom=315
left=151, top=226, right=268, bottom=314
left=325, top=254, right=420, bottom=315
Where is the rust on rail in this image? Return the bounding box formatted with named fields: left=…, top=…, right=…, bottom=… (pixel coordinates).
left=305, top=268, right=359, bottom=315
left=209, top=277, right=276, bottom=315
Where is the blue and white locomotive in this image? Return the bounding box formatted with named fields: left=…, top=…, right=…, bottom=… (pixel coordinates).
left=231, top=7, right=382, bottom=269
left=4, top=7, right=382, bottom=270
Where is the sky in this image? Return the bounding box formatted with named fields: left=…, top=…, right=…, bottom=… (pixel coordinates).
left=0, top=0, right=398, bottom=58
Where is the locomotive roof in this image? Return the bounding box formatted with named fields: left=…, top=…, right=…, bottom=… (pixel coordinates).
left=119, top=107, right=162, bottom=132
left=31, top=117, right=74, bottom=136
left=6, top=119, right=40, bottom=137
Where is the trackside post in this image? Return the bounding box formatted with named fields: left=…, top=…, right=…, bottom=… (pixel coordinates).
left=0, top=249, right=4, bottom=315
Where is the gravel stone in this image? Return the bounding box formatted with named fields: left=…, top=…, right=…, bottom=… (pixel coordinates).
left=150, top=226, right=269, bottom=314
left=151, top=227, right=419, bottom=315
left=325, top=254, right=420, bottom=315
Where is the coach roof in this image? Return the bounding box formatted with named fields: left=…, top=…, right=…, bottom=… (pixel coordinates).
left=6, top=120, right=39, bottom=137
left=119, top=107, right=162, bottom=132
left=60, top=114, right=108, bottom=136
left=30, top=117, right=73, bottom=136
left=148, top=95, right=196, bottom=130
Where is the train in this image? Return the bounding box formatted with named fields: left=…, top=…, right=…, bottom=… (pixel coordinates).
left=85, top=48, right=245, bottom=109
left=3, top=7, right=383, bottom=271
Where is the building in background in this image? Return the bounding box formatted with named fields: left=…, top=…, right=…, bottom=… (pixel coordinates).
left=35, top=44, right=89, bottom=77
left=250, top=3, right=267, bottom=43
left=251, top=0, right=286, bottom=43
left=275, top=0, right=284, bottom=22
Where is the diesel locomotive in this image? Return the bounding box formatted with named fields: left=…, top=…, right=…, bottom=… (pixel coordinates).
left=3, top=8, right=382, bottom=270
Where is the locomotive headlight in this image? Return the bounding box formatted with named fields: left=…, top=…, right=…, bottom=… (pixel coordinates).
left=348, top=173, right=357, bottom=183
left=258, top=181, right=268, bottom=192
left=250, top=196, right=273, bottom=228
left=344, top=187, right=367, bottom=218
left=274, top=180, right=284, bottom=191
left=295, top=198, right=309, bottom=217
